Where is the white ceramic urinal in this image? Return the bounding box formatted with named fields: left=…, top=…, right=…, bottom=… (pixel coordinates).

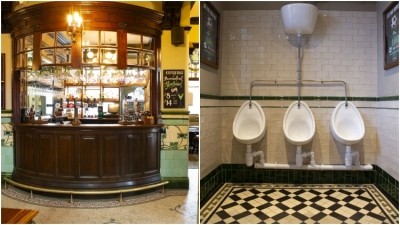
left=233, top=101, right=267, bottom=167
left=330, top=101, right=365, bottom=167
left=283, top=101, right=315, bottom=145
left=233, top=101, right=266, bottom=145
left=283, top=101, right=316, bottom=166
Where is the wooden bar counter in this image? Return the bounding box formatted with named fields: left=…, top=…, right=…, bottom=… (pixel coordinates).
left=13, top=123, right=163, bottom=190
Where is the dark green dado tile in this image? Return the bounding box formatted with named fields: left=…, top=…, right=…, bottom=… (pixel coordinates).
left=263, top=96, right=277, bottom=100
left=377, top=96, right=399, bottom=101
left=352, top=97, right=366, bottom=101
left=314, top=96, right=328, bottom=101
left=302, top=96, right=315, bottom=101
left=201, top=95, right=398, bottom=102
left=238, top=96, right=250, bottom=100
left=365, top=97, right=378, bottom=101
left=200, top=94, right=221, bottom=100
left=163, top=177, right=189, bottom=189
left=278, top=96, right=291, bottom=100
left=327, top=96, right=342, bottom=101
left=250, top=96, right=263, bottom=100
left=221, top=96, right=237, bottom=100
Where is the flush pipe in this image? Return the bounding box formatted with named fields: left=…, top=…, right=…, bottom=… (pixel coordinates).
left=296, top=34, right=303, bottom=107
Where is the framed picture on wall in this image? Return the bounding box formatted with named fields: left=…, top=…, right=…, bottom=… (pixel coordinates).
left=383, top=1, right=399, bottom=70
left=200, top=1, right=220, bottom=69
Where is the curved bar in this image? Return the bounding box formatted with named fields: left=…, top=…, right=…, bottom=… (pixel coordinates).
left=13, top=123, right=163, bottom=190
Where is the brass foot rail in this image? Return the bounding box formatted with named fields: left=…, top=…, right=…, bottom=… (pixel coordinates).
left=4, top=177, right=169, bottom=203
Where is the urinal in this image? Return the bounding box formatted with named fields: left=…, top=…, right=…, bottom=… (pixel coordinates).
left=330, top=101, right=365, bottom=167
left=233, top=101, right=267, bottom=166
left=283, top=101, right=316, bottom=166
left=233, top=101, right=266, bottom=145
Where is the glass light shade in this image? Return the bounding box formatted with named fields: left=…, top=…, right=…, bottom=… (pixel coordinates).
left=87, top=50, right=94, bottom=59
left=281, top=3, right=318, bottom=35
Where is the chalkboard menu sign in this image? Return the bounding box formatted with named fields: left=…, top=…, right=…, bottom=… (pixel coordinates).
left=200, top=2, right=220, bottom=69
left=384, top=2, right=399, bottom=70
left=163, top=70, right=185, bottom=108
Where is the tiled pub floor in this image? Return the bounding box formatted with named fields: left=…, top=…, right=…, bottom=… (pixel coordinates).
left=2, top=169, right=199, bottom=224
left=201, top=183, right=399, bottom=224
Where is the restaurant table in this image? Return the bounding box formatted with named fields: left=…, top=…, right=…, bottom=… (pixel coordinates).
left=1, top=208, right=39, bottom=224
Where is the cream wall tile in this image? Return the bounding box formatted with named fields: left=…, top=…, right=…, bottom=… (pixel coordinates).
left=376, top=108, right=399, bottom=179
left=201, top=8, right=398, bottom=179
left=200, top=103, right=223, bottom=179
left=220, top=10, right=378, bottom=98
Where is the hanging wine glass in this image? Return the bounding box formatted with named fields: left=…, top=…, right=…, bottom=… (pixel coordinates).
left=79, top=69, right=86, bottom=83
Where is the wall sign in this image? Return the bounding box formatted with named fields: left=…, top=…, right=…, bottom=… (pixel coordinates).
left=200, top=1, right=220, bottom=69
left=163, top=70, right=185, bottom=108
left=383, top=1, right=399, bottom=70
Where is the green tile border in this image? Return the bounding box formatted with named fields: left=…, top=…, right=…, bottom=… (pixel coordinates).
left=161, top=177, right=189, bottom=189
left=200, top=164, right=398, bottom=208
left=161, top=110, right=190, bottom=115
left=200, top=94, right=221, bottom=100
left=1, top=172, right=12, bottom=187
left=373, top=165, right=399, bottom=207
left=200, top=94, right=399, bottom=102
left=378, top=96, right=399, bottom=101
left=1, top=110, right=13, bottom=114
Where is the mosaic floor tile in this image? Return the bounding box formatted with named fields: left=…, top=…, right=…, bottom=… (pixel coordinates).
left=200, top=183, right=399, bottom=224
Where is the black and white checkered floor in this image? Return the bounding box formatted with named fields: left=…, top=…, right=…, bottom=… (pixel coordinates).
left=201, top=183, right=398, bottom=224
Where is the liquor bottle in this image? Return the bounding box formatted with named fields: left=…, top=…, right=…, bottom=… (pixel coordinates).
left=97, top=96, right=104, bottom=119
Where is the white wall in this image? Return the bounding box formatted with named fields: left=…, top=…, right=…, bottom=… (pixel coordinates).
left=220, top=9, right=377, bottom=97
left=202, top=8, right=384, bottom=177
left=220, top=9, right=378, bottom=167
left=375, top=1, right=399, bottom=180
left=200, top=2, right=224, bottom=179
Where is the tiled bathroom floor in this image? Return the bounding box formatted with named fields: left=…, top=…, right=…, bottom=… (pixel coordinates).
left=201, top=183, right=398, bottom=224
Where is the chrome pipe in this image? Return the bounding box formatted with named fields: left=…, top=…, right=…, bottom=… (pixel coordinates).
left=297, top=34, right=302, bottom=107
left=249, top=79, right=348, bottom=107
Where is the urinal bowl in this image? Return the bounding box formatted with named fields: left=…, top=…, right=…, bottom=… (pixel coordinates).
left=233, top=101, right=267, bottom=145
left=330, top=101, right=365, bottom=145
left=283, top=101, right=316, bottom=146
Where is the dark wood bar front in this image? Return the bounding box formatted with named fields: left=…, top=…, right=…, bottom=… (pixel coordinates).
left=13, top=123, right=163, bottom=190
